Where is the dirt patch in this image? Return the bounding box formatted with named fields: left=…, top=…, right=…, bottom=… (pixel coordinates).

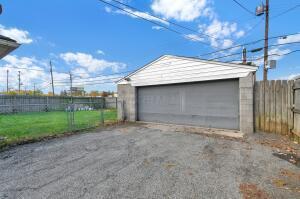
left=256, top=135, right=300, bottom=156
left=239, top=183, right=270, bottom=199
left=271, top=169, right=300, bottom=193
left=280, top=169, right=300, bottom=181
left=164, top=161, right=177, bottom=170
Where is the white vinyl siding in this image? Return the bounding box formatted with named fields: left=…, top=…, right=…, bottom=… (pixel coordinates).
left=118, top=55, right=258, bottom=87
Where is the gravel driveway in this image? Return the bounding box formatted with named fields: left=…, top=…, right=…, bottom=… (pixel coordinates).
left=0, top=123, right=299, bottom=199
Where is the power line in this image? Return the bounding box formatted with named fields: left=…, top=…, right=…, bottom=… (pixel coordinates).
left=65, top=43, right=300, bottom=83
left=199, top=32, right=300, bottom=57
left=2, top=49, right=298, bottom=88
left=235, top=18, right=264, bottom=42
left=227, top=49, right=300, bottom=62
left=109, top=0, right=221, bottom=41
left=4, top=66, right=45, bottom=72
left=232, top=0, right=255, bottom=15
left=55, top=76, right=122, bottom=84
left=210, top=41, right=300, bottom=60
left=54, top=70, right=132, bottom=83
left=98, top=0, right=212, bottom=46
left=49, top=60, right=55, bottom=96
left=18, top=71, right=21, bottom=94
left=271, top=4, right=300, bottom=19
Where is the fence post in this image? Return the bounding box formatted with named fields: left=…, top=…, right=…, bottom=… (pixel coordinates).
left=100, top=98, right=104, bottom=125
left=265, top=81, right=270, bottom=132
left=288, top=81, right=294, bottom=137
left=275, top=80, right=282, bottom=134
left=254, top=82, right=260, bottom=132
left=117, top=100, right=125, bottom=121
left=282, top=80, right=288, bottom=135
left=270, top=80, right=276, bottom=133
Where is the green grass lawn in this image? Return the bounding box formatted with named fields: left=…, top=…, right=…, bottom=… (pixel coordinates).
left=0, top=109, right=117, bottom=147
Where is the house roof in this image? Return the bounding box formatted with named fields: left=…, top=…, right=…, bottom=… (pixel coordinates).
left=117, top=55, right=258, bottom=87
left=0, top=35, right=20, bottom=59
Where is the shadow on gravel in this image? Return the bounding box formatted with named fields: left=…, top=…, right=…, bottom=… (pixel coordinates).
left=273, top=152, right=300, bottom=167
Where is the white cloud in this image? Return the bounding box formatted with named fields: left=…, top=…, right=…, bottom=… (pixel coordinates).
left=200, top=18, right=243, bottom=48
left=96, top=50, right=105, bottom=55
left=268, top=48, right=291, bottom=61
left=0, top=55, right=49, bottom=91
left=0, top=54, right=122, bottom=93
left=151, top=0, right=207, bottom=22
left=277, top=33, right=300, bottom=44
left=278, top=73, right=300, bottom=80
left=104, top=6, right=112, bottom=13
left=184, top=34, right=204, bottom=42
left=222, top=39, right=233, bottom=48
left=251, top=47, right=292, bottom=66
left=60, top=52, right=126, bottom=73
left=73, top=68, right=90, bottom=78
left=204, top=19, right=237, bottom=39
left=202, top=7, right=216, bottom=20
left=0, top=24, right=33, bottom=44
left=235, top=30, right=245, bottom=38
left=111, top=7, right=169, bottom=25
left=152, top=26, right=163, bottom=30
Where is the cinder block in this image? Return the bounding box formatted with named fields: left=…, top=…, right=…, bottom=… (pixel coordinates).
left=239, top=73, right=254, bottom=134
left=117, top=84, right=137, bottom=122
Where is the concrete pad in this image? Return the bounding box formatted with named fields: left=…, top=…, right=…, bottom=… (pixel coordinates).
left=140, top=122, right=244, bottom=139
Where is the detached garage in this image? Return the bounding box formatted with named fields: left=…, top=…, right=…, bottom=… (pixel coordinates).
left=117, top=55, right=258, bottom=134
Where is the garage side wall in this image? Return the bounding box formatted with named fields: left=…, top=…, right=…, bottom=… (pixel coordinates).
left=239, top=73, right=255, bottom=134
left=117, top=84, right=137, bottom=121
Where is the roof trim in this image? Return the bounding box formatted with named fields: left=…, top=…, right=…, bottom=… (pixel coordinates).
left=117, top=54, right=258, bottom=83
left=0, top=35, right=20, bottom=59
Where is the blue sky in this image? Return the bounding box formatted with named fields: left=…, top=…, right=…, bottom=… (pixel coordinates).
left=0, top=0, right=299, bottom=93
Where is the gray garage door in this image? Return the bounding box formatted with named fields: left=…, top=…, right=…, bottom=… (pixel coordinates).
left=137, top=79, right=240, bottom=130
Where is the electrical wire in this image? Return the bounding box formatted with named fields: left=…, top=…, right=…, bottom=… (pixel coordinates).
left=232, top=0, right=255, bottom=15
left=98, top=0, right=212, bottom=46
left=209, top=41, right=300, bottom=60
left=271, top=4, right=300, bottom=19
left=226, top=49, right=300, bottom=62
left=198, top=32, right=300, bottom=57
left=109, top=0, right=223, bottom=42
left=99, top=0, right=300, bottom=57
left=2, top=48, right=299, bottom=88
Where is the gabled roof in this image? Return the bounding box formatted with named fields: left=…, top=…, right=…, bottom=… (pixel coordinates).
left=118, top=55, right=258, bottom=87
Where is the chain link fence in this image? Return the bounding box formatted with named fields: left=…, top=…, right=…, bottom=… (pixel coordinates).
left=0, top=96, right=117, bottom=148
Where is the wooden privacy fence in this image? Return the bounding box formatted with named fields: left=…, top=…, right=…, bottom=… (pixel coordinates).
left=0, top=95, right=117, bottom=114
left=254, top=80, right=299, bottom=141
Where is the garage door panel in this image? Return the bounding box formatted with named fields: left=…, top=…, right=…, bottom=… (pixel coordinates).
left=138, top=79, right=239, bottom=130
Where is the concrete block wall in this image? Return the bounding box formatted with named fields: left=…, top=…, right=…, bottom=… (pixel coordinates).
left=117, top=84, right=137, bottom=121
left=239, top=72, right=255, bottom=134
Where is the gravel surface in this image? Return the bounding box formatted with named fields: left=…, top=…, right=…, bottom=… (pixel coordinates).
left=0, top=123, right=299, bottom=199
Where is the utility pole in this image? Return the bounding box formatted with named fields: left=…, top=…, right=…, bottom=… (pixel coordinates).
left=69, top=72, right=73, bottom=101
left=242, top=47, right=247, bottom=64
left=33, top=83, right=36, bottom=96
left=18, top=71, right=21, bottom=94
left=263, top=0, right=269, bottom=82
left=6, top=70, right=9, bottom=93
left=50, top=60, right=55, bottom=96
left=69, top=71, right=74, bottom=128
left=263, top=0, right=269, bottom=129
